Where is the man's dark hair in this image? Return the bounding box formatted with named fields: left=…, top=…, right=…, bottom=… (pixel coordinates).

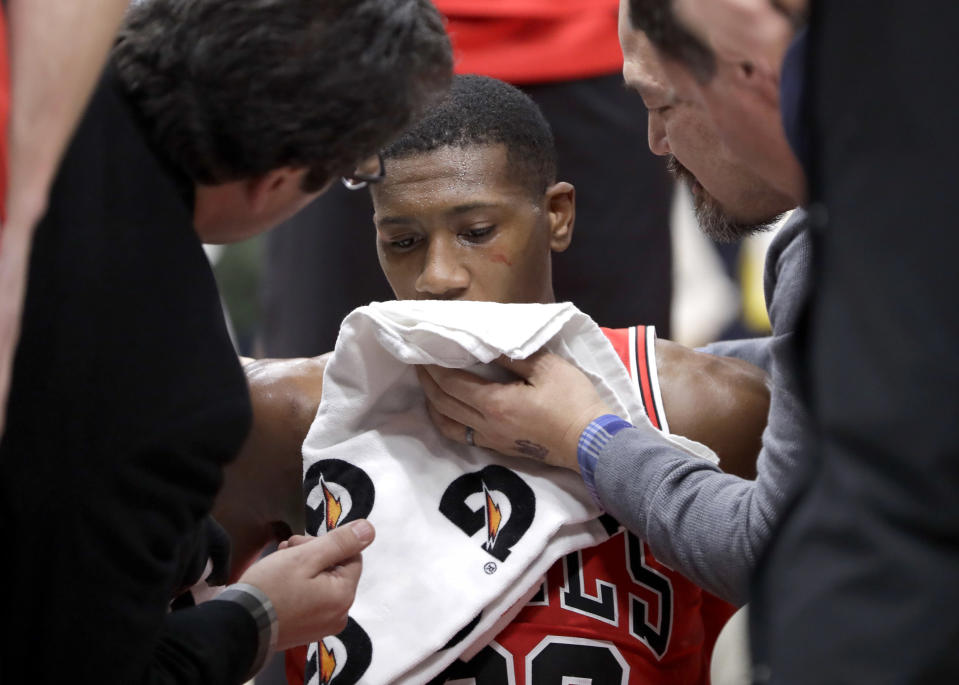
left=629, top=0, right=716, bottom=83
left=382, top=74, right=557, bottom=195
left=113, top=0, right=452, bottom=191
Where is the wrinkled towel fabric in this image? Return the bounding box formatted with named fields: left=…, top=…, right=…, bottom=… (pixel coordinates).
left=301, top=300, right=715, bottom=684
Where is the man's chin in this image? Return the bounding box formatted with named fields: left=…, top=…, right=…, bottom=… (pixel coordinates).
left=693, top=194, right=778, bottom=244
left=668, top=156, right=779, bottom=242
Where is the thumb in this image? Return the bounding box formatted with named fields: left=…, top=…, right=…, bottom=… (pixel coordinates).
left=277, top=534, right=315, bottom=551
left=493, top=348, right=551, bottom=381
left=301, top=520, right=375, bottom=576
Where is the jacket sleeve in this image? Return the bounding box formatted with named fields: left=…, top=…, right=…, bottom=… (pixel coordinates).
left=147, top=601, right=259, bottom=685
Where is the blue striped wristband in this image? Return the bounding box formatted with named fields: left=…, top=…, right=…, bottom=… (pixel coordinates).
left=577, top=414, right=634, bottom=507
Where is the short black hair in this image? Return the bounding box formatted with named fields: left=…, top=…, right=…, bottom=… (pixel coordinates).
left=382, top=74, right=557, bottom=195
left=113, top=0, right=452, bottom=192
left=629, top=0, right=716, bottom=83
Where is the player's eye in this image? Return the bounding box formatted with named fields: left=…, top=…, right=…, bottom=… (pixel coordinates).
left=389, top=235, right=421, bottom=251
left=462, top=225, right=495, bottom=242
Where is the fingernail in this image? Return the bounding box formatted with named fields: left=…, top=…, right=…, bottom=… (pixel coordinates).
left=350, top=519, right=375, bottom=544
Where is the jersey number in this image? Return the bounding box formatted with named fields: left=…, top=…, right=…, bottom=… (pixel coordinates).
left=437, top=637, right=628, bottom=685
left=437, top=533, right=674, bottom=683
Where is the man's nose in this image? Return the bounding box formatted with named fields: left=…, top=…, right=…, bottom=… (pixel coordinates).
left=648, top=111, right=671, bottom=157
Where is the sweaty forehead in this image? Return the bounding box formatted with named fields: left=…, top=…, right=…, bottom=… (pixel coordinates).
left=372, top=145, right=531, bottom=215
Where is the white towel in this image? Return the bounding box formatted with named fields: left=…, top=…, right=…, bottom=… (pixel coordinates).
left=301, top=300, right=714, bottom=684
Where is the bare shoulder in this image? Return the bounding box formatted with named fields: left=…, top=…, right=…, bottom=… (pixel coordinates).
left=654, top=339, right=768, bottom=398
left=214, top=354, right=331, bottom=580
left=244, top=353, right=331, bottom=427
left=654, top=339, right=770, bottom=479
left=241, top=354, right=332, bottom=515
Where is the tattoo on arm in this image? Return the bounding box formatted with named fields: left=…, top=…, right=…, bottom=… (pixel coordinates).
left=515, top=440, right=549, bottom=461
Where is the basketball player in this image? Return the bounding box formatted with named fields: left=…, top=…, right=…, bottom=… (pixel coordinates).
left=217, top=76, right=770, bottom=683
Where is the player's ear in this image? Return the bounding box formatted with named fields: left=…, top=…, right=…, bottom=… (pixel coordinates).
left=545, top=181, right=574, bottom=253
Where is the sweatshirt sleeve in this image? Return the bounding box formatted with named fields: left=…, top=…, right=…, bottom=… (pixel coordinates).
left=592, top=422, right=782, bottom=605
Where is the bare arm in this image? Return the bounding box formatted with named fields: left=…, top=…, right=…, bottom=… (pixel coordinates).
left=213, top=355, right=329, bottom=581
left=655, top=339, right=769, bottom=479
left=0, top=0, right=129, bottom=435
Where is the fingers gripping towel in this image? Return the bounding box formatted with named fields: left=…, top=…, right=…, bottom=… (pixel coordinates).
left=301, top=301, right=715, bottom=684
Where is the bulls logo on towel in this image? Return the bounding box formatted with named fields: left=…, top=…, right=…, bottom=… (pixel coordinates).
left=304, top=459, right=375, bottom=535
left=439, top=465, right=536, bottom=562
left=304, top=617, right=373, bottom=685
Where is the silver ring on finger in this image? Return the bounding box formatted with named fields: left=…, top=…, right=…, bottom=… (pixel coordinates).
left=465, top=426, right=476, bottom=447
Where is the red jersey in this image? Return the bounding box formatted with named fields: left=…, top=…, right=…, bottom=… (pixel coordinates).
left=437, top=326, right=732, bottom=684
left=287, top=326, right=734, bottom=684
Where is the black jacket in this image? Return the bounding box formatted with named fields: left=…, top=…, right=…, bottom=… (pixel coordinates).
left=753, top=2, right=959, bottom=681
left=0, top=65, right=256, bottom=684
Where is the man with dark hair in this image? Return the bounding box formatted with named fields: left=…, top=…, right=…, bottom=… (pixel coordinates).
left=670, top=1, right=959, bottom=683
left=630, top=2, right=959, bottom=682
left=215, top=75, right=770, bottom=684
left=628, top=0, right=804, bottom=204
left=111, top=0, right=452, bottom=243
left=0, top=1, right=451, bottom=683
left=628, top=0, right=717, bottom=83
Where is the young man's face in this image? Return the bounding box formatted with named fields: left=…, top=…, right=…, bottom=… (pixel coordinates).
left=370, top=144, right=572, bottom=304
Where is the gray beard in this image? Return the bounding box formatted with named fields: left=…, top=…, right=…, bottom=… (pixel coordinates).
left=666, top=155, right=780, bottom=243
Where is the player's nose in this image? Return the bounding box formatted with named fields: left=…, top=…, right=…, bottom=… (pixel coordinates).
left=414, top=239, right=469, bottom=299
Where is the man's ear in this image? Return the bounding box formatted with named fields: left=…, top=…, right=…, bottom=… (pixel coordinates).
left=735, top=58, right=780, bottom=108
left=545, top=181, right=575, bottom=253
left=244, top=166, right=302, bottom=215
